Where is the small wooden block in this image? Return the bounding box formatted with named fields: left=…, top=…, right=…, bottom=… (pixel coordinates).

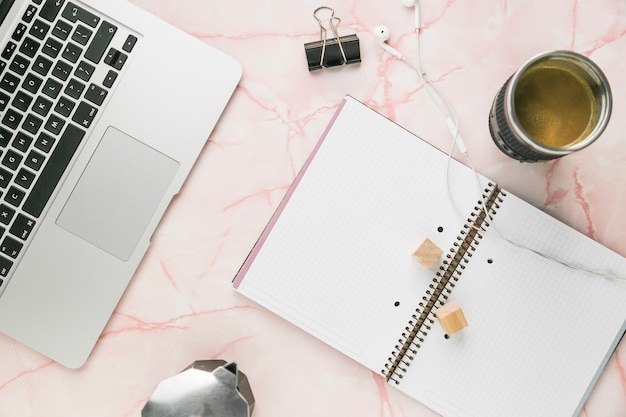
left=412, top=238, right=443, bottom=269
left=434, top=301, right=468, bottom=336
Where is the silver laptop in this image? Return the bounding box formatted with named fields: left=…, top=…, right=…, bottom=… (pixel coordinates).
left=0, top=0, right=242, bottom=368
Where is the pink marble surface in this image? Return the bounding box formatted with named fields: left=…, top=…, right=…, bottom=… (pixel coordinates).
left=1, top=0, right=626, bottom=416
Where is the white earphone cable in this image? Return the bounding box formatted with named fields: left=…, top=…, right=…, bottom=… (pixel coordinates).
left=400, top=16, right=626, bottom=282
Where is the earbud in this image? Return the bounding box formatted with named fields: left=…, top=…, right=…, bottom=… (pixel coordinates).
left=375, top=5, right=467, bottom=158
left=373, top=25, right=404, bottom=60
left=401, top=0, right=421, bottom=31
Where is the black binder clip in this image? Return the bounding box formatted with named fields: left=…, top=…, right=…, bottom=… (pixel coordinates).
left=304, top=6, right=361, bottom=71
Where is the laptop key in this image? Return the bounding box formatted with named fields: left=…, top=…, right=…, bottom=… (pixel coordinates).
left=33, top=55, right=53, bottom=76
left=0, top=204, right=15, bottom=224
left=74, top=60, right=95, bottom=81
left=85, top=83, right=107, bottom=105
left=12, top=132, right=33, bottom=152
left=0, top=127, right=12, bottom=146
left=9, top=54, right=30, bottom=76
left=25, top=150, right=46, bottom=171
left=12, top=24, right=28, bottom=42
left=3, top=149, right=23, bottom=171
left=62, top=42, right=82, bottom=63
left=2, top=109, right=22, bottom=130
left=0, top=92, right=9, bottom=111
left=62, top=2, right=100, bottom=28
left=72, top=25, right=93, bottom=46
left=1, top=42, right=17, bottom=60
left=0, top=256, right=12, bottom=277
left=122, top=35, right=138, bottom=53
left=42, top=37, right=61, bottom=58
left=23, top=73, right=44, bottom=94
left=104, top=48, right=127, bottom=70
left=0, top=235, right=23, bottom=259
left=52, top=20, right=72, bottom=40
left=54, top=96, right=74, bottom=117
left=84, top=21, right=117, bottom=64
left=65, top=78, right=84, bottom=99
left=22, top=113, right=43, bottom=135
left=42, top=78, right=62, bottom=99
left=0, top=203, right=15, bottom=223
left=0, top=72, right=19, bottom=93
left=15, top=168, right=36, bottom=189
left=29, top=19, right=51, bottom=40
left=44, top=114, right=64, bottom=135
left=19, top=37, right=40, bottom=58
left=22, top=5, right=37, bottom=24
left=102, top=70, right=117, bottom=88
left=23, top=124, right=84, bottom=218
left=10, top=213, right=36, bottom=241
left=52, top=60, right=72, bottom=81
left=33, top=96, right=53, bottom=117
left=35, top=132, right=55, bottom=153
left=0, top=169, right=12, bottom=189
left=40, top=0, right=66, bottom=22
left=12, top=91, right=33, bottom=112
left=72, top=101, right=97, bottom=128
left=5, top=186, right=25, bottom=207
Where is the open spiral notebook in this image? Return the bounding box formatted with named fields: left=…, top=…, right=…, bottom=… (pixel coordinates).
left=233, top=96, right=626, bottom=417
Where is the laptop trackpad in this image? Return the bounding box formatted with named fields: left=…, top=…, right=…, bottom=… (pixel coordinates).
left=57, top=127, right=179, bottom=261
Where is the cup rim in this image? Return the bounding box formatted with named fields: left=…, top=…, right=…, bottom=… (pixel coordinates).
left=504, top=50, right=613, bottom=156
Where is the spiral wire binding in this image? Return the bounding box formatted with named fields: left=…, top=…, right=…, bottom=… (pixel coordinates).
left=381, top=1, right=626, bottom=386
left=382, top=183, right=504, bottom=384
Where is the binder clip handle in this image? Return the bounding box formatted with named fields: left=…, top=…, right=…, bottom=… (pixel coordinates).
left=304, top=6, right=361, bottom=71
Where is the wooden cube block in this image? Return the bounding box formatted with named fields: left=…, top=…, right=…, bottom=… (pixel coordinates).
left=412, top=238, right=443, bottom=269
left=434, top=301, right=468, bottom=336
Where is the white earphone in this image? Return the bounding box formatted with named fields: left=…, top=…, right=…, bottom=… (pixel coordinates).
left=373, top=0, right=420, bottom=60
left=401, top=0, right=421, bottom=31
left=371, top=1, right=626, bottom=283
left=373, top=25, right=404, bottom=60
left=373, top=13, right=467, bottom=155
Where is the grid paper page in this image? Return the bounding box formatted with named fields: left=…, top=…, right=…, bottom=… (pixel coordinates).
left=236, top=97, right=626, bottom=417
left=400, top=190, right=626, bottom=417
left=236, top=96, right=486, bottom=371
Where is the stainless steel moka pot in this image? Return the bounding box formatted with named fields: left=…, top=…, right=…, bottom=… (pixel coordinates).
left=142, top=360, right=255, bottom=417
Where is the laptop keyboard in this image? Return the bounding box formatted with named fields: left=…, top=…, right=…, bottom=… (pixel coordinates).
left=0, top=0, right=138, bottom=289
